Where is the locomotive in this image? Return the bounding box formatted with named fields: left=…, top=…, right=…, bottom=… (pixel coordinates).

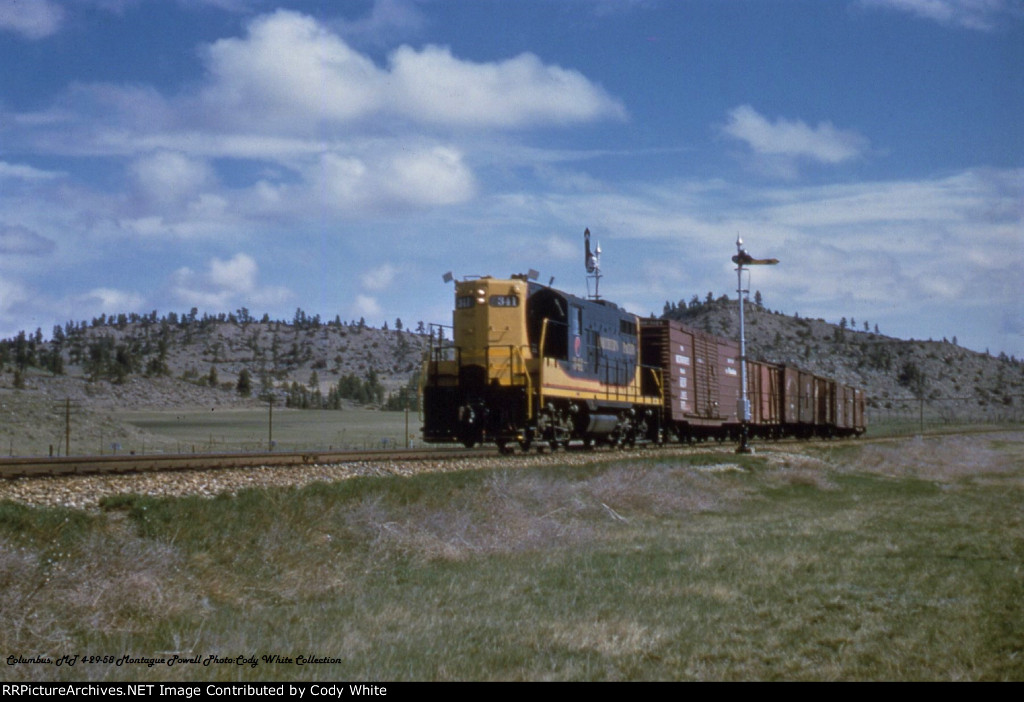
left=422, top=234, right=865, bottom=452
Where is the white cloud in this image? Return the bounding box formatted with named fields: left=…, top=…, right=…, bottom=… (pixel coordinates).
left=479, top=167, right=1021, bottom=353
left=541, top=235, right=578, bottom=262
left=197, top=9, right=625, bottom=134
left=0, top=8, right=623, bottom=234
left=0, top=278, right=31, bottom=316
left=361, top=264, right=396, bottom=291
left=209, top=253, right=258, bottom=294
left=722, top=105, right=870, bottom=177
left=858, top=0, right=1024, bottom=31
left=200, top=10, right=384, bottom=132
left=387, top=44, right=627, bottom=128
left=0, top=225, right=56, bottom=256
left=0, top=161, right=63, bottom=180
left=310, top=144, right=476, bottom=211
left=380, top=146, right=476, bottom=205
left=351, top=294, right=382, bottom=320
left=0, top=0, right=64, bottom=39
left=130, top=151, right=217, bottom=210
left=75, top=287, right=146, bottom=314
left=169, top=253, right=292, bottom=309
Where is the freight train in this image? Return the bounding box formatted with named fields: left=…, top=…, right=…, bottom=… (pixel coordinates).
left=422, top=249, right=865, bottom=452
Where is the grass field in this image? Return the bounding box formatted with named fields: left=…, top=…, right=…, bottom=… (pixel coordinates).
left=1, top=431, right=1021, bottom=681
left=4, top=394, right=1009, bottom=458
left=113, top=407, right=415, bottom=454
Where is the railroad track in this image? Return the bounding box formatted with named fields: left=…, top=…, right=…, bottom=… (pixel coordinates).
left=0, top=446, right=495, bottom=480
left=0, top=433, right=869, bottom=480
left=0, top=434, right=919, bottom=510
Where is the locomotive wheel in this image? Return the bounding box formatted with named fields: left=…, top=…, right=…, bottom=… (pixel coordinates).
left=497, top=441, right=514, bottom=455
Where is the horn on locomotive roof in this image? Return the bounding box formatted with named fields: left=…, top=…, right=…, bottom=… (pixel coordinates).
left=584, top=227, right=602, bottom=300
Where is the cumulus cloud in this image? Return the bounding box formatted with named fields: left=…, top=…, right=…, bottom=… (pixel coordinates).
left=310, top=144, right=476, bottom=211
left=169, top=253, right=291, bottom=309
left=74, top=287, right=146, bottom=314
left=380, top=146, right=476, bottom=205
left=722, top=105, right=870, bottom=177
left=351, top=294, right=382, bottom=320
left=0, top=225, right=56, bottom=256
left=386, top=44, right=627, bottom=128
left=361, top=264, right=397, bottom=291
left=197, top=9, right=625, bottom=134
left=1, top=8, right=623, bottom=230
left=0, top=0, right=64, bottom=39
left=488, top=166, right=1021, bottom=353
left=200, top=10, right=384, bottom=132
left=858, top=0, right=1024, bottom=31
left=129, top=151, right=217, bottom=210
left=542, top=235, right=578, bottom=262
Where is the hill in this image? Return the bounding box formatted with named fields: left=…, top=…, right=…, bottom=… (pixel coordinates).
left=0, top=311, right=430, bottom=454
left=665, top=296, right=1024, bottom=423
left=1, top=299, right=1022, bottom=456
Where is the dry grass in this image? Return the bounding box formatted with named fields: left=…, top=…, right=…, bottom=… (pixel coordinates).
left=848, top=431, right=1024, bottom=482
left=0, top=520, right=196, bottom=669
left=1, top=432, right=1022, bottom=681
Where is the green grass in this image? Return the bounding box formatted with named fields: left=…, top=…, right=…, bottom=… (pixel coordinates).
left=1, top=432, right=1022, bottom=681
left=864, top=417, right=1020, bottom=439
left=113, top=407, right=414, bottom=453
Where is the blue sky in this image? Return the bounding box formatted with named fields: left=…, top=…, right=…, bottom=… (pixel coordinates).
left=1, top=0, right=1021, bottom=357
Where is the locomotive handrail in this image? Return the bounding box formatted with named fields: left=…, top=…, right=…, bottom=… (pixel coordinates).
left=644, top=364, right=664, bottom=406
left=511, top=344, right=534, bottom=420
left=538, top=317, right=552, bottom=412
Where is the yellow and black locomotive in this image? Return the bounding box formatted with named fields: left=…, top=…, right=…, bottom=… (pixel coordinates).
left=422, top=231, right=866, bottom=452
left=422, top=272, right=663, bottom=452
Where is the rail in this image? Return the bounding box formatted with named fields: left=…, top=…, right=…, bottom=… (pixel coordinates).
left=0, top=445, right=494, bottom=480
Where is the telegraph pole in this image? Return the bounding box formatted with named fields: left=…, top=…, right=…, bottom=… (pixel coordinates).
left=65, top=398, right=71, bottom=457
left=267, top=396, right=274, bottom=451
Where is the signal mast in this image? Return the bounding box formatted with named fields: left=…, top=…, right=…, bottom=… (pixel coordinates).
left=732, top=236, right=779, bottom=454
left=584, top=228, right=602, bottom=300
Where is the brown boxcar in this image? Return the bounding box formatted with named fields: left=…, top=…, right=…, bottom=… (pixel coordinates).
left=746, top=360, right=784, bottom=437
left=815, top=376, right=835, bottom=428
left=639, top=318, right=866, bottom=441
left=640, top=318, right=740, bottom=440
left=835, top=384, right=866, bottom=436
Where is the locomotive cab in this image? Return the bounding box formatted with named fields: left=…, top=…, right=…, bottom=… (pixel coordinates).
left=452, top=276, right=532, bottom=382
left=423, top=276, right=537, bottom=448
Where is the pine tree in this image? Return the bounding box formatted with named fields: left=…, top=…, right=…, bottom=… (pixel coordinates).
left=236, top=369, right=252, bottom=397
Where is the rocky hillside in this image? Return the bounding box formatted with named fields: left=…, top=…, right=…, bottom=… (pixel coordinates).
left=0, top=311, right=430, bottom=411
left=666, top=297, right=1024, bottom=420
left=2, top=299, right=1022, bottom=447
